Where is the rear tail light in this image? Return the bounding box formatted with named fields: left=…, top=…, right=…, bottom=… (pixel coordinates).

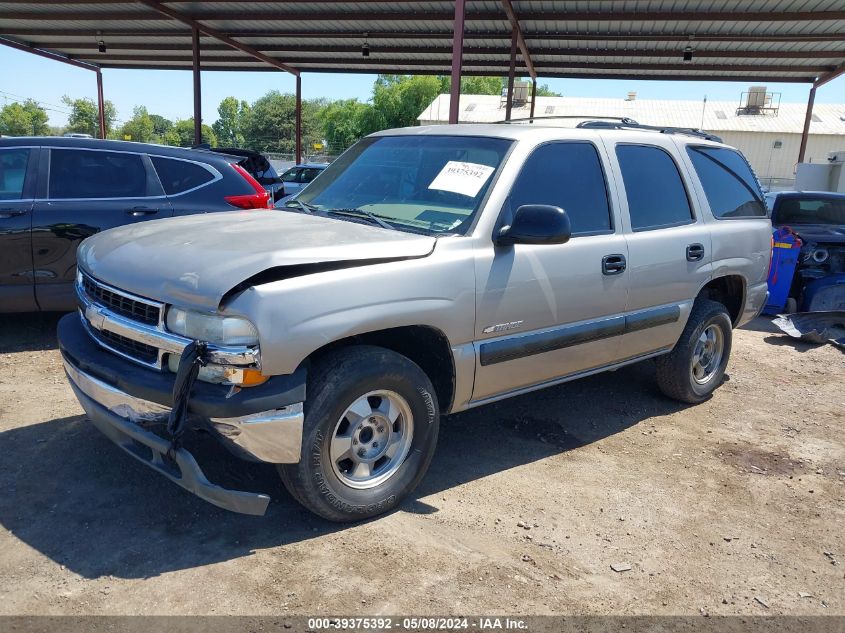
left=225, top=163, right=272, bottom=209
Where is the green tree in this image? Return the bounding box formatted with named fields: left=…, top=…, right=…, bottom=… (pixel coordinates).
left=534, top=83, right=561, bottom=97
left=120, top=106, right=155, bottom=143
left=212, top=96, right=250, bottom=147
left=168, top=118, right=217, bottom=147
left=62, top=95, right=117, bottom=137
left=318, top=99, right=374, bottom=153
left=370, top=75, right=442, bottom=130
left=241, top=91, right=319, bottom=154
left=148, top=113, right=174, bottom=139
left=0, top=99, right=49, bottom=136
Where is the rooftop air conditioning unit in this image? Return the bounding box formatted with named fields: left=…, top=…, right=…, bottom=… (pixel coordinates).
left=746, top=86, right=768, bottom=109
left=513, top=80, right=530, bottom=106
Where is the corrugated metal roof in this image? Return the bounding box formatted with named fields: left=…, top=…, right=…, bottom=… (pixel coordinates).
left=418, top=93, right=845, bottom=135
left=0, top=1, right=843, bottom=83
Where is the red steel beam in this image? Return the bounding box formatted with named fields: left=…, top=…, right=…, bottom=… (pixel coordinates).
left=32, top=41, right=845, bottom=59
left=501, top=0, right=536, bottom=81
left=797, top=85, right=816, bottom=164
left=814, top=62, right=845, bottom=88
left=6, top=29, right=845, bottom=44
left=97, top=63, right=817, bottom=82
left=448, top=0, right=466, bottom=125
left=505, top=32, right=517, bottom=121
left=0, top=36, right=99, bottom=71
left=134, top=0, right=298, bottom=75
left=192, top=26, right=202, bottom=145
left=295, top=75, right=302, bottom=165
left=68, top=54, right=836, bottom=74
left=12, top=9, right=845, bottom=21
left=96, top=69, right=106, bottom=139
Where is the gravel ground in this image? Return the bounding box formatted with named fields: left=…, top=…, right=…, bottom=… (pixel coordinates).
left=0, top=312, right=843, bottom=617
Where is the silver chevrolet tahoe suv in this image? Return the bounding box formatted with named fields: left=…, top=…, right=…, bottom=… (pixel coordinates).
left=58, top=123, right=771, bottom=521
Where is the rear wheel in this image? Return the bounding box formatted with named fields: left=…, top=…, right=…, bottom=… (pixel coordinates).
left=278, top=346, right=439, bottom=522
left=655, top=299, right=732, bottom=404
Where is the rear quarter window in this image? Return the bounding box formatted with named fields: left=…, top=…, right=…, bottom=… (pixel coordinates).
left=616, top=144, right=693, bottom=231
left=687, top=146, right=766, bottom=218
left=151, top=156, right=216, bottom=195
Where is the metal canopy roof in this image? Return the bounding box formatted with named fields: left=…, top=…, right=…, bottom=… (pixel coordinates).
left=2, top=1, right=845, bottom=84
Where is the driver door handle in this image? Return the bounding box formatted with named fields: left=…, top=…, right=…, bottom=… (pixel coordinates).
left=125, top=206, right=160, bottom=217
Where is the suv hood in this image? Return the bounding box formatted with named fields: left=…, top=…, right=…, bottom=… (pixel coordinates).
left=778, top=224, right=845, bottom=245
left=78, top=211, right=437, bottom=311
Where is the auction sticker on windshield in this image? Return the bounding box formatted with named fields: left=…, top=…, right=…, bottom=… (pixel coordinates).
left=428, top=161, right=495, bottom=198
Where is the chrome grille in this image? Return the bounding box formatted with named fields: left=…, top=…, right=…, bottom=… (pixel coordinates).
left=81, top=274, right=161, bottom=325
left=91, top=328, right=159, bottom=364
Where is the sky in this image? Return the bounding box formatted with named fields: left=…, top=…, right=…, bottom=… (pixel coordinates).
left=2, top=45, right=844, bottom=129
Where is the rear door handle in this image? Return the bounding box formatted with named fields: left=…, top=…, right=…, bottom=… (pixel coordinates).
left=686, top=243, right=705, bottom=261
left=602, top=253, right=627, bottom=275
left=125, top=207, right=160, bottom=217
left=0, top=208, right=27, bottom=219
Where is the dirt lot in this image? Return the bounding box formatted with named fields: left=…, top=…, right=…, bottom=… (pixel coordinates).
left=0, top=312, right=843, bottom=617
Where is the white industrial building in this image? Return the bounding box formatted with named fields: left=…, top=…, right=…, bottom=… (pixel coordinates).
left=418, top=87, right=845, bottom=188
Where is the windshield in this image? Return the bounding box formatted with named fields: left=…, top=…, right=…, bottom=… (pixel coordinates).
left=292, top=135, right=513, bottom=234
left=774, top=196, right=845, bottom=225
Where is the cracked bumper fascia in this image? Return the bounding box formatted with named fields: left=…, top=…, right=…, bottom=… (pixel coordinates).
left=63, top=358, right=305, bottom=515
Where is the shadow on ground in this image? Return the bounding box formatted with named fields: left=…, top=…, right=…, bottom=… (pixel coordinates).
left=0, top=350, right=687, bottom=580
left=0, top=312, right=64, bottom=353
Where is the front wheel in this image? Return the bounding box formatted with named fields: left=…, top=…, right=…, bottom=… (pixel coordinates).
left=278, top=346, right=439, bottom=522
left=655, top=299, right=733, bottom=404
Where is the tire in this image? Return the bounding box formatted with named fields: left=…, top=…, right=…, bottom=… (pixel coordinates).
left=655, top=299, right=733, bottom=404
left=278, top=345, right=439, bottom=522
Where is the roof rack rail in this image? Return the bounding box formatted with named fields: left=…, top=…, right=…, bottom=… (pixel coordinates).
left=497, top=115, right=638, bottom=125
left=576, top=119, right=722, bottom=143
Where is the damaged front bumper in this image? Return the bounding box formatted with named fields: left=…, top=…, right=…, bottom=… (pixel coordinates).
left=58, top=313, right=306, bottom=516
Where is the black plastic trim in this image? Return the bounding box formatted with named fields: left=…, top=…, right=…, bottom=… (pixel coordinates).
left=479, top=305, right=681, bottom=366
left=57, top=313, right=305, bottom=418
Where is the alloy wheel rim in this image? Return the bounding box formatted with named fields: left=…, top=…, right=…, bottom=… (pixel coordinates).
left=329, top=390, right=414, bottom=490
left=690, top=324, right=724, bottom=385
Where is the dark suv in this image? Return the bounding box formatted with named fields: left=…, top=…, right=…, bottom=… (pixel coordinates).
left=0, top=137, right=271, bottom=313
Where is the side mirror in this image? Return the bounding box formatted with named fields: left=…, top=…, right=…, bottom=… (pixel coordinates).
left=497, top=205, right=571, bottom=246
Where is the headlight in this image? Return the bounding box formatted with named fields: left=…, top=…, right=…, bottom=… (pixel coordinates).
left=166, top=307, right=258, bottom=346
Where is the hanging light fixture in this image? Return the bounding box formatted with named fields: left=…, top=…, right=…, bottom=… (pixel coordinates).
left=362, top=33, right=370, bottom=57
left=683, top=46, right=693, bottom=62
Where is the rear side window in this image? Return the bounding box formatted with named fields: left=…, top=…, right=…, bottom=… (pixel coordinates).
left=151, top=156, right=215, bottom=195
left=616, top=145, right=693, bottom=231
left=687, top=146, right=766, bottom=218
left=508, top=142, right=612, bottom=235
left=0, top=148, right=30, bottom=200
left=299, top=167, right=322, bottom=183
left=49, top=149, right=147, bottom=199
left=281, top=168, right=300, bottom=183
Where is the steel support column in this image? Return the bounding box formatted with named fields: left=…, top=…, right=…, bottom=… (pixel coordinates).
left=530, top=79, right=537, bottom=120
left=448, top=0, right=466, bottom=124
left=505, top=32, right=517, bottom=121
left=192, top=26, right=202, bottom=145
left=96, top=70, right=106, bottom=139
left=797, top=85, right=816, bottom=164
left=295, top=75, right=302, bottom=165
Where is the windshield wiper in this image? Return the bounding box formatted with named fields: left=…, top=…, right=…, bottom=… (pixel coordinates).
left=283, top=199, right=319, bottom=214
left=326, top=208, right=396, bottom=230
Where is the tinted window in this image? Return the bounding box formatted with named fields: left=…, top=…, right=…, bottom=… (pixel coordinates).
left=299, top=167, right=322, bottom=183
left=0, top=148, right=30, bottom=200
left=616, top=145, right=693, bottom=231
left=151, top=156, right=215, bottom=195
left=508, top=142, right=611, bottom=235
left=687, top=146, right=766, bottom=218
left=49, top=149, right=147, bottom=199
left=281, top=168, right=300, bottom=183
left=774, top=196, right=845, bottom=225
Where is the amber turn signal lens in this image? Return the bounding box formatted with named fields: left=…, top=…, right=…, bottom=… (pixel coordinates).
left=239, top=368, right=269, bottom=386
